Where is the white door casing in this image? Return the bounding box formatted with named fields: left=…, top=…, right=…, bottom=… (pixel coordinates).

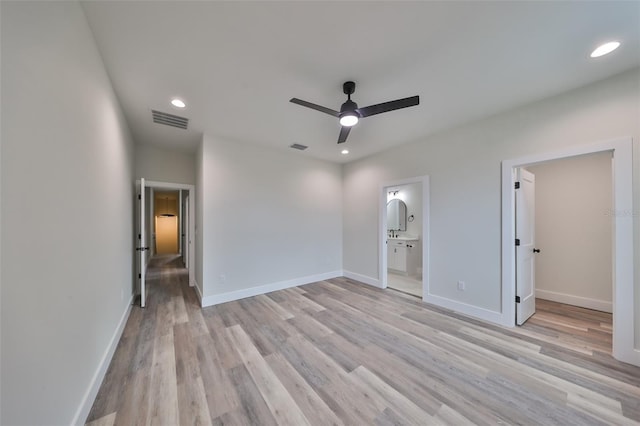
left=184, top=194, right=190, bottom=267
left=516, top=168, right=536, bottom=325
left=136, top=178, right=148, bottom=308
left=502, top=138, right=635, bottom=365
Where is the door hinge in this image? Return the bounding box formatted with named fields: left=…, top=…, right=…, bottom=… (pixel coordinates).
left=515, top=181, right=520, bottom=189
left=138, top=233, right=141, bottom=240
left=515, top=238, right=520, bottom=246
left=515, top=296, right=521, bottom=303
left=138, top=273, right=141, bottom=279
left=138, top=194, right=141, bottom=200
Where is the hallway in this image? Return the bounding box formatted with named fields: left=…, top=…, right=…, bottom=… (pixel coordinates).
left=86, top=258, right=640, bottom=425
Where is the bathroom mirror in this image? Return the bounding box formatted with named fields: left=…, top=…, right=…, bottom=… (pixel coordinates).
left=387, top=199, right=407, bottom=231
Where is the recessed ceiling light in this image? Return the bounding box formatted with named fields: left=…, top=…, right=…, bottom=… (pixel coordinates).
left=171, top=98, right=186, bottom=108
left=590, top=41, right=620, bottom=58
left=341, top=149, right=349, bottom=155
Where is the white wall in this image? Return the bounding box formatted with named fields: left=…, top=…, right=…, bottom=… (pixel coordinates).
left=1, top=2, right=134, bottom=424
left=135, top=143, right=196, bottom=185
left=528, top=153, right=613, bottom=312
left=343, top=68, right=639, bottom=335
left=198, top=135, right=343, bottom=304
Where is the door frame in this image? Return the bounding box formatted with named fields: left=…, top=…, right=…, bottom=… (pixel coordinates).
left=144, top=180, right=196, bottom=288
left=501, top=137, right=636, bottom=365
left=379, top=175, right=430, bottom=299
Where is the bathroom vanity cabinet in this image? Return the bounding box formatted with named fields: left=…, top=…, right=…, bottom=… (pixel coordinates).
left=387, top=239, right=419, bottom=276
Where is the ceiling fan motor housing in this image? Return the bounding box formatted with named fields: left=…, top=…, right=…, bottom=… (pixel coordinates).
left=340, top=99, right=360, bottom=115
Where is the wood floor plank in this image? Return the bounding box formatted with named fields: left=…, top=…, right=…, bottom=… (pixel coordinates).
left=85, top=412, right=116, bottom=426
left=222, top=364, right=278, bottom=426
left=146, top=330, right=179, bottom=426
left=174, top=322, right=213, bottom=426
left=87, top=256, right=640, bottom=426
left=226, top=324, right=312, bottom=425
left=194, top=331, right=240, bottom=418
left=202, top=310, right=243, bottom=371
left=111, top=371, right=150, bottom=426
left=350, top=365, right=435, bottom=425
left=265, top=351, right=344, bottom=426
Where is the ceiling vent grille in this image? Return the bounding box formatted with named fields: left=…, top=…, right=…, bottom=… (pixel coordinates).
left=151, top=110, right=189, bottom=130
left=290, top=143, right=308, bottom=151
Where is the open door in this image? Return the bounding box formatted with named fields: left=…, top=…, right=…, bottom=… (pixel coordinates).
left=184, top=194, right=189, bottom=268
left=516, top=168, right=536, bottom=325
left=136, top=178, right=149, bottom=308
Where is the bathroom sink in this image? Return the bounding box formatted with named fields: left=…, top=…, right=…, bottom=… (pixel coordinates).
left=388, top=236, right=419, bottom=241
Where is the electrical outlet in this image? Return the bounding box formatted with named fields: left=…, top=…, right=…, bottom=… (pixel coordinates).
left=457, top=281, right=465, bottom=291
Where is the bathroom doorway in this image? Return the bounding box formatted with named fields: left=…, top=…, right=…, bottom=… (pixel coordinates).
left=380, top=176, right=430, bottom=299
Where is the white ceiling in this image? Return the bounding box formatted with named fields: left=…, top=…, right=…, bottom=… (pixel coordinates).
left=81, top=1, right=640, bottom=163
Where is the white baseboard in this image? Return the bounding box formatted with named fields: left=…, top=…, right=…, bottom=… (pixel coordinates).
left=342, top=270, right=383, bottom=288
left=536, top=289, right=612, bottom=313
left=72, top=296, right=133, bottom=425
left=423, top=292, right=504, bottom=325
left=341, top=272, right=503, bottom=326
left=193, top=280, right=203, bottom=304
left=201, top=271, right=342, bottom=307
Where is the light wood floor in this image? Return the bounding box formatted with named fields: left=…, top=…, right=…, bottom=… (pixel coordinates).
left=86, top=257, right=640, bottom=425
left=387, top=271, right=422, bottom=297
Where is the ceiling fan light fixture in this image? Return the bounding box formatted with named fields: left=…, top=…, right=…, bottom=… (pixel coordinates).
left=339, top=113, right=359, bottom=127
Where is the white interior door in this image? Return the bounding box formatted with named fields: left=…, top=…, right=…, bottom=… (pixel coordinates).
left=178, top=190, right=183, bottom=258
left=137, top=178, right=148, bottom=308
left=516, top=168, right=536, bottom=325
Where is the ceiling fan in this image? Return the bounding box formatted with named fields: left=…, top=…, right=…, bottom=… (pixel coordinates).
left=290, top=81, right=419, bottom=144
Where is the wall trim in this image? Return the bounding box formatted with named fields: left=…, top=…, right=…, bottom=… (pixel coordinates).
left=536, top=289, right=612, bottom=313
left=343, top=270, right=383, bottom=288
left=72, top=296, right=133, bottom=425
left=423, top=293, right=504, bottom=325
left=193, top=280, right=203, bottom=304
left=201, top=271, right=342, bottom=307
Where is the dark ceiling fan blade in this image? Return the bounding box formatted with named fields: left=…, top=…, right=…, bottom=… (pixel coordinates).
left=290, top=98, right=339, bottom=117
left=357, top=95, right=419, bottom=118
left=337, top=126, right=351, bottom=144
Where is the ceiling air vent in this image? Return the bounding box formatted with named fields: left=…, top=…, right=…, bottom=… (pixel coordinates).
left=151, top=110, right=189, bottom=130
left=290, top=143, right=308, bottom=151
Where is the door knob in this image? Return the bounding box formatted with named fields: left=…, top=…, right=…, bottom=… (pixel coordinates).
left=533, top=248, right=541, bottom=253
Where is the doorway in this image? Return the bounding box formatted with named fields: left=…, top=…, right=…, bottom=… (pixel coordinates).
left=154, top=191, right=180, bottom=255
left=385, top=182, right=423, bottom=297
left=135, top=179, right=196, bottom=308
left=501, top=138, right=637, bottom=366
left=515, top=152, right=614, bottom=352
left=380, top=176, right=430, bottom=299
